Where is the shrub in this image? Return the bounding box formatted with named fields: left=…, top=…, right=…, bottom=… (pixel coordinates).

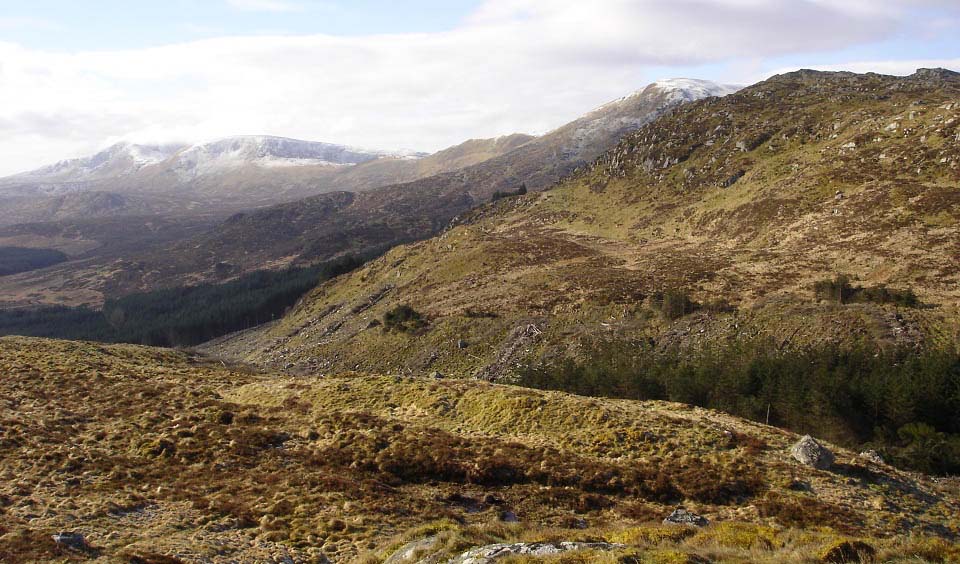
left=758, top=493, right=864, bottom=534
left=813, top=274, right=918, bottom=307
left=819, top=539, right=876, bottom=563
left=383, top=305, right=427, bottom=333
left=814, top=274, right=855, bottom=304
left=491, top=184, right=528, bottom=202
left=311, top=413, right=763, bottom=504
left=651, top=289, right=699, bottom=320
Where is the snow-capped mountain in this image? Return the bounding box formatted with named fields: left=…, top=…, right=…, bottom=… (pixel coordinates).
left=557, top=78, right=741, bottom=158
left=168, top=136, right=425, bottom=180
left=3, top=136, right=426, bottom=187
left=0, top=80, right=734, bottom=227
left=5, top=142, right=188, bottom=187
left=586, top=78, right=741, bottom=122
left=651, top=78, right=742, bottom=102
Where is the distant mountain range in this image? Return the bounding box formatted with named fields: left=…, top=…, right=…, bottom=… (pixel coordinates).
left=4, top=135, right=423, bottom=186
left=0, top=136, right=432, bottom=226
left=0, top=78, right=739, bottom=306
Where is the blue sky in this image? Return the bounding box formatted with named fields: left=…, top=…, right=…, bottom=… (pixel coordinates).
left=0, top=0, right=958, bottom=175
left=0, top=1, right=484, bottom=49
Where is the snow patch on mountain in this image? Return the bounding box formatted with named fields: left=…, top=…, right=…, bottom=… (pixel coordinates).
left=562, top=78, right=741, bottom=158
left=594, top=79, right=741, bottom=114
left=652, top=78, right=742, bottom=102
left=7, top=142, right=187, bottom=184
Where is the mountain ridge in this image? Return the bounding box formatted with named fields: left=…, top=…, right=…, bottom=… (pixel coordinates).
left=203, top=68, right=960, bottom=375
left=0, top=79, right=737, bottom=306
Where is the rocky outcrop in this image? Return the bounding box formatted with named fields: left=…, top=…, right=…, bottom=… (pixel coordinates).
left=791, top=435, right=835, bottom=469
left=448, top=542, right=624, bottom=563
left=663, top=507, right=709, bottom=527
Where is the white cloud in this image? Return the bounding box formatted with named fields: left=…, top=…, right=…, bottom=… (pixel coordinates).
left=226, top=0, right=304, bottom=12
left=0, top=0, right=957, bottom=175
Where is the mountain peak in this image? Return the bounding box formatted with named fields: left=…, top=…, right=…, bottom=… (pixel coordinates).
left=7, top=141, right=187, bottom=184
left=910, top=67, right=960, bottom=83
left=650, top=78, right=743, bottom=101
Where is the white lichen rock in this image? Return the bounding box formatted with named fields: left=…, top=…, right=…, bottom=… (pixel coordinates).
left=448, top=542, right=623, bottom=564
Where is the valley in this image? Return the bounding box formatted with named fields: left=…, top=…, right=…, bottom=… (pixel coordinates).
left=1, top=67, right=959, bottom=563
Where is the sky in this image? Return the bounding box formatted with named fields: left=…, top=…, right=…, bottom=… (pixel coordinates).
left=0, top=0, right=959, bottom=175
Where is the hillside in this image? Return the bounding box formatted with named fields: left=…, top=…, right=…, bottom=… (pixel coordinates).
left=144, top=79, right=738, bottom=283
left=1, top=336, right=957, bottom=563
left=5, top=79, right=734, bottom=309
left=194, top=71, right=960, bottom=476
left=208, top=69, right=960, bottom=371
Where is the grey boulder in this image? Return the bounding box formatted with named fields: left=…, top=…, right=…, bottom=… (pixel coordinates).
left=791, top=435, right=835, bottom=469
left=663, top=507, right=709, bottom=527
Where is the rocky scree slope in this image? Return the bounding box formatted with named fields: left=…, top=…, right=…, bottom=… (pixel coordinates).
left=1, top=336, right=958, bottom=563
left=204, top=69, right=960, bottom=378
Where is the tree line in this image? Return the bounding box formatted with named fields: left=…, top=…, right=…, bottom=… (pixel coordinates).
left=0, top=254, right=366, bottom=347
left=517, top=338, right=960, bottom=474
left=0, top=247, right=69, bottom=276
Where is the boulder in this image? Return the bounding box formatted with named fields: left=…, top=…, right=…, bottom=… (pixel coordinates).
left=663, top=507, right=709, bottom=527
left=384, top=535, right=438, bottom=564
left=52, top=532, right=88, bottom=551
left=498, top=510, right=519, bottom=523
left=791, top=435, right=835, bottom=469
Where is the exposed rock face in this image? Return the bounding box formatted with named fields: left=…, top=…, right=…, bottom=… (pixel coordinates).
left=663, top=507, right=709, bottom=527
left=791, top=435, right=835, bottom=469
left=448, top=542, right=624, bottom=563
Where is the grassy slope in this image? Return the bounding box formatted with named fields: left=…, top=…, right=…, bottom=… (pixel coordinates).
left=205, top=70, right=960, bottom=379
left=0, top=336, right=958, bottom=563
